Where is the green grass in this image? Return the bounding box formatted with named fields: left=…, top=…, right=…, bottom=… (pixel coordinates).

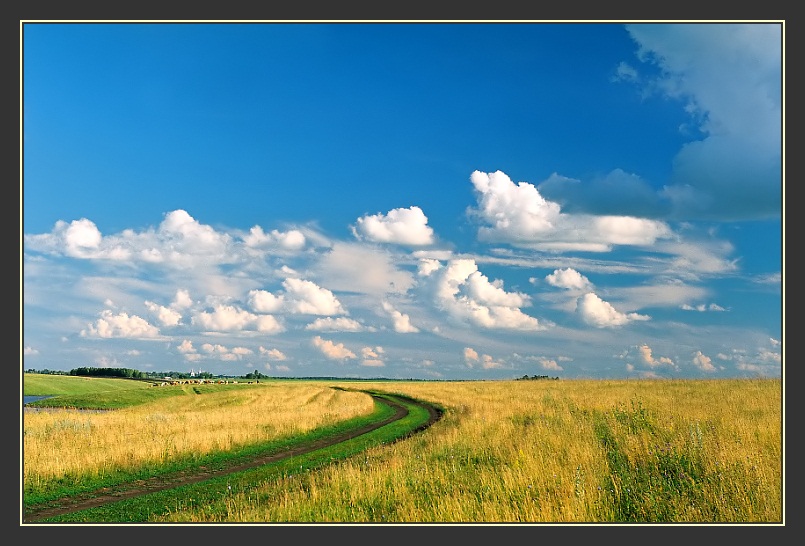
left=24, top=373, right=154, bottom=398
left=23, top=373, right=267, bottom=410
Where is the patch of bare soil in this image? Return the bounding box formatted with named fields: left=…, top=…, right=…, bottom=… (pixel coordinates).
left=23, top=392, right=442, bottom=523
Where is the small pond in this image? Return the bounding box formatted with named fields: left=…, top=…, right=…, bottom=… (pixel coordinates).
left=24, top=395, right=53, bottom=405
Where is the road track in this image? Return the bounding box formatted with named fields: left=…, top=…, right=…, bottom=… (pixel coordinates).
left=23, top=390, right=442, bottom=523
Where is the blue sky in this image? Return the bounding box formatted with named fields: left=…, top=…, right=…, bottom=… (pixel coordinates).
left=22, top=21, right=783, bottom=380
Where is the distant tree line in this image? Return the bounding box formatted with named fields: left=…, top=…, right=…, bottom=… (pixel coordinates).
left=26, top=367, right=245, bottom=380
left=69, top=367, right=147, bottom=379
left=516, top=374, right=560, bottom=381
left=25, top=368, right=69, bottom=376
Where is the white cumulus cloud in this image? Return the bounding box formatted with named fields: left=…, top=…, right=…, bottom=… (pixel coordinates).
left=305, top=317, right=367, bottom=332
left=248, top=289, right=285, bottom=313
left=420, top=258, right=544, bottom=331
left=692, top=350, right=718, bottom=373
left=311, top=336, right=356, bottom=360
left=353, top=206, right=435, bottom=245
left=576, top=292, right=650, bottom=328
left=468, top=170, right=672, bottom=252
left=81, top=310, right=161, bottom=339
left=283, top=278, right=346, bottom=315
left=382, top=301, right=420, bottom=333
left=242, top=226, right=306, bottom=250
left=192, top=304, right=284, bottom=333
left=145, top=300, right=183, bottom=327
left=546, top=268, right=593, bottom=291
left=361, top=346, right=385, bottom=367
left=259, top=346, right=288, bottom=361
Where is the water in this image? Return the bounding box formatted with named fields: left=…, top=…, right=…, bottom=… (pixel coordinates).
left=24, top=395, right=108, bottom=413
left=23, top=395, right=52, bottom=405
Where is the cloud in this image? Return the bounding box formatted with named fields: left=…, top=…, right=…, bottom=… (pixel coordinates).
left=247, top=290, right=285, bottom=313
left=716, top=344, right=779, bottom=377
left=613, top=281, right=709, bottom=312
left=576, top=292, right=650, bottom=328
left=61, top=218, right=103, bottom=257
left=177, top=339, right=196, bottom=353
left=259, top=346, right=287, bottom=361
left=176, top=339, right=202, bottom=362
left=277, top=265, right=299, bottom=278
left=253, top=314, right=284, bottom=333
left=24, top=346, right=39, bottom=356
left=247, top=277, right=348, bottom=317
left=479, top=354, right=505, bottom=369
left=469, top=169, right=560, bottom=238
left=754, top=272, right=782, bottom=285
left=305, top=317, right=368, bottom=332
left=24, top=218, right=106, bottom=259
left=420, top=258, right=545, bottom=331
left=462, top=347, right=503, bottom=369
left=417, top=258, right=442, bottom=277
left=537, top=358, right=563, bottom=372
left=242, top=226, right=306, bottom=250
left=80, top=309, right=162, bottom=339
left=172, top=289, right=194, bottom=309
left=512, top=353, right=569, bottom=373
left=537, top=169, right=664, bottom=218
left=637, top=344, right=676, bottom=369
left=625, top=23, right=782, bottom=221
left=311, top=336, right=356, bottom=360
left=658, top=238, right=739, bottom=277
left=691, top=350, right=717, bottom=373
left=613, top=61, right=638, bottom=82
left=201, top=343, right=229, bottom=354
left=680, top=303, right=726, bottom=312
left=93, top=355, right=124, bottom=368
left=316, top=242, right=415, bottom=296
left=144, top=300, right=183, bottom=327
left=197, top=343, right=255, bottom=362
left=545, top=268, right=593, bottom=291
left=282, top=278, right=346, bottom=315
left=467, top=170, right=672, bottom=251
left=192, top=305, right=253, bottom=331
left=353, top=205, right=435, bottom=245
left=382, top=301, right=420, bottom=333
left=151, top=210, right=234, bottom=266
left=231, top=346, right=253, bottom=356
left=361, top=346, right=385, bottom=367
left=192, top=304, right=284, bottom=333
left=23, top=210, right=235, bottom=267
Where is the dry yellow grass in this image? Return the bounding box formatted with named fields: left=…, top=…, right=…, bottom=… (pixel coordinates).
left=177, top=378, right=781, bottom=523
left=23, top=383, right=374, bottom=488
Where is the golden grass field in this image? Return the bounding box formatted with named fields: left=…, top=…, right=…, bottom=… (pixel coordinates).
left=23, top=376, right=782, bottom=523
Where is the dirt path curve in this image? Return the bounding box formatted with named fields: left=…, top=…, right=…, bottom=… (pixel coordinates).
left=23, top=391, right=442, bottom=523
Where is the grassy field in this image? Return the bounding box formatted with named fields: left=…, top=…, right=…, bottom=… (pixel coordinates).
left=23, top=374, right=154, bottom=399
left=22, top=373, right=783, bottom=524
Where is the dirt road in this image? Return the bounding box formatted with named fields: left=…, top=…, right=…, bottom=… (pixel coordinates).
left=23, top=391, right=442, bottom=523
